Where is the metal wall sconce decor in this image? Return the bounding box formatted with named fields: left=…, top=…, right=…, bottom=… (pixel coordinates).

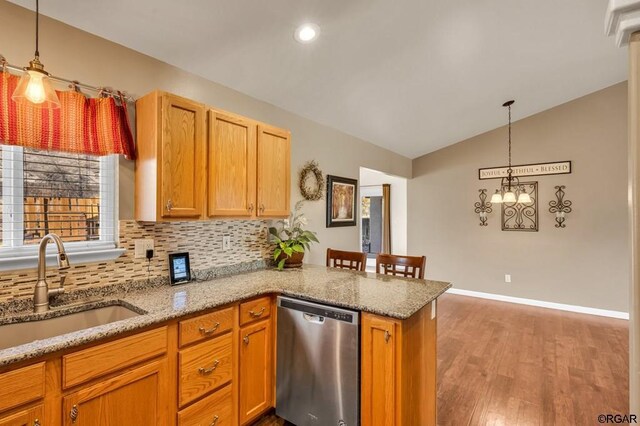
left=502, top=181, right=538, bottom=231
left=474, top=189, right=492, bottom=226
left=549, top=185, right=572, bottom=228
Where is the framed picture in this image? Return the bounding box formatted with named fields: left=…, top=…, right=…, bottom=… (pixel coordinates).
left=169, top=252, right=192, bottom=285
left=326, top=175, right=358, bottom=227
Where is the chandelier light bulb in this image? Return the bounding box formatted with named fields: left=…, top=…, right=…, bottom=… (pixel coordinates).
left=517, top=192, right=532, bottom=204
left=503, top=191, right=517, bottom=203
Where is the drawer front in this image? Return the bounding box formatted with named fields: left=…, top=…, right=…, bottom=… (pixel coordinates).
left=179, top=307, right=234, bottom=348
left=178, top=384, right=233, bottom=426
left=0, top=403, right=44, bottom=426
left=0, top=363, right=45, bottom=413
left=239, top=296, right=271, bottom=326
left=179, top=333, right=233, bottom=407
left=63, top=327, right=168, bottom=389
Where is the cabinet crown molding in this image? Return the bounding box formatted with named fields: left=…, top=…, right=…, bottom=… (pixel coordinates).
left=605, top=0, right=640, bottom=46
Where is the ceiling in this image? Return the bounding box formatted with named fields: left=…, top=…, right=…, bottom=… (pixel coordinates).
left=10, top=0, right=627, bottom=158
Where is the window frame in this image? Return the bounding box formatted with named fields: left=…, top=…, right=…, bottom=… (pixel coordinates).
left=0, top=146, right=125, bottom=271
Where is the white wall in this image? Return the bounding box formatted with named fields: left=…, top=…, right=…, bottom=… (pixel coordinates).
left=359, top=167, right=408, bottom=255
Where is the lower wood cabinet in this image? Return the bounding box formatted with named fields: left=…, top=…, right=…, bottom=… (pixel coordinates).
left=0, top=405, right=43, bottom=426
left=361, top=302, right=437, bottom=426
left=238, top=318, right=273, bottom=425
left=178, top=384, right=233, bottom=426
left=61, top=359, right=170, bottom=426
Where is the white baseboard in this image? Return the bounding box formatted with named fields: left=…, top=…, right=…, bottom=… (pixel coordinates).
left=446, top=288, right=629, bottom=320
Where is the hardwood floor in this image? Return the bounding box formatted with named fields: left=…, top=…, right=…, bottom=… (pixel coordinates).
left=437, top=293, right=629, bottom=426
left=254, top=293, right=629, bottom=426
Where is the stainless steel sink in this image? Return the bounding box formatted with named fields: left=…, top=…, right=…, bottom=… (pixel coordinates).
left=0, top=304, right=142, bottom=350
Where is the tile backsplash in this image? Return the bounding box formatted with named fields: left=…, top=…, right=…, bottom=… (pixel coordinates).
left=0, top=220, right=272, bottom=302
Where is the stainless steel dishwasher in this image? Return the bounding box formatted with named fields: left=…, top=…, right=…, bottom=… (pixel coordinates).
left=276, top=296, right=359, bottom=426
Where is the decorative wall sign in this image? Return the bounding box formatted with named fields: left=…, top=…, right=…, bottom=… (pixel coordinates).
left=474, top=189, right=492, bottom=226
left=479, top=161, right=571, bottom=180
left=326, top=175, right=358, bottom=227
left=299, top=160, right=325, bottom=201
left=549, top=185, right=572, bottom=228
left=502, top=181, right=538, bottom=231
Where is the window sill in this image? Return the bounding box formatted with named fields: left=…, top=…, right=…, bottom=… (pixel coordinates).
left=0, top=247, right=126, bottom=272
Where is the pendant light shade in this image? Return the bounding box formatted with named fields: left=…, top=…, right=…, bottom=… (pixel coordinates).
left=490, top=191, right=503, bottom=204
left=517, top=192, right=532, bottom=204
left=12, top=59, right=60, bottom=108
left=11, top=0, right=60, bottom=109
left=502, top=191, right=517, bottom=203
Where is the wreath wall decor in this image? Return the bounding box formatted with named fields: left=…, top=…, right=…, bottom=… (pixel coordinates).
left=299, top=160, right=325, bottom=201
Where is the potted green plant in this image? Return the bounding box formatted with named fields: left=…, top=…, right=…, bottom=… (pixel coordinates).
left=269, top=200, right=319, bottom=270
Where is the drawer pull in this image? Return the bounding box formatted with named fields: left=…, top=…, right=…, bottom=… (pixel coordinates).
left=198, top=360, right=220, bottom=375
left=249, top=307, right=266, bottom=318
left=198, top=322, right=220, bottom=335
left=210, top=415, right=220, bottom=426
left=384, top=330, right=391, bottom=343
left=70, top=404, right=79, bottom=423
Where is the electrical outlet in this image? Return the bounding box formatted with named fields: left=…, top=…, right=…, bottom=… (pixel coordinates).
left=134, top=239, right=155, bottom=259
left=222, top=235, right=231, bottom=251
left=505, top=274, right=512, bottom=283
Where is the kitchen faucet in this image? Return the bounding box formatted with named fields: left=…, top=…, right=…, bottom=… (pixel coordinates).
left=34, top=233, right=70, bottom=313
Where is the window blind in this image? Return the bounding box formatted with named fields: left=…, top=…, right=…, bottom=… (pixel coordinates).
left=0, top=145, right=117, bottom=250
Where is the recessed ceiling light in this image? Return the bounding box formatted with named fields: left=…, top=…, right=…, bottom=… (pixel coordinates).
left=294, top=23, right=320, bottom=43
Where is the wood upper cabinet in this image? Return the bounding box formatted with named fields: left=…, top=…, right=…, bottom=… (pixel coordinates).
left=208, top=110, right=257, bottom=217
left=257, top=125, right=290, bottom=217
left=238, top=318, right=273, bottom=425
left=136, top=91, right=206, bottom=221
left=62, top=359, right=170, bottom=426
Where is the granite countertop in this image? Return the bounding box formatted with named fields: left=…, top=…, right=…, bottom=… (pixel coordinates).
left=0, top=264, right=451, bottom=367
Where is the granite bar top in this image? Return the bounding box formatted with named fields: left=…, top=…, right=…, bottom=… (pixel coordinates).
left=0, top=265, right=451, bottom=367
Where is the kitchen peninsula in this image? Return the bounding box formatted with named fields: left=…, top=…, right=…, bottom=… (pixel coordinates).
left=0, top=265, right=450, bottom=426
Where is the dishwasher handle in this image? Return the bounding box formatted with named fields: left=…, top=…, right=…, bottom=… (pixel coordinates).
left=303, top=312, right=325, bottom=324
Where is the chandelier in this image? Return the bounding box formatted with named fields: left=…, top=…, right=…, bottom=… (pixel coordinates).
left=490, top=100, right=531, bottom=204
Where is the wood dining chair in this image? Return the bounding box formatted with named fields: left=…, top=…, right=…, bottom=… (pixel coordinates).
left=376, top=253, right=426, bottom=279
left=326, top=248, right=367, bottom=272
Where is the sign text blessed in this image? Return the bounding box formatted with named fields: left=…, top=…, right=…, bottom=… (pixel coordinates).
left=479, top=161, right=571, bottom=180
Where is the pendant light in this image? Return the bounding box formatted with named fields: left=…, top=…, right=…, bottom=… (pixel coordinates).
left=11, top=0, right=60, bottom=108
left=491, top=100, right=530, bottom=205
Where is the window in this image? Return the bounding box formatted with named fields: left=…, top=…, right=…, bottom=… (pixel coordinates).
left=0, top=145, right=121, bottom=268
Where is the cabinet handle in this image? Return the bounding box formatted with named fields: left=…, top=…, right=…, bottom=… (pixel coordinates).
left=384, top=330, right=391, bottom=343
left=210, top=415, right=220, bottom=426
left=249, top=307, right=266, bottom=318
left=198, top=360, right=220, bottom=375
left=243, top=335, right=250, bottom=345
left=70, top=405, right=79, bottom=423
left=34, top=420, right=41, bottom=426
left=198, top=322, right=220, bottom=335
left=166, top=199, right=173, bottom=211
left=248, top=203, right=254, bottom=213
left=259, top=204, right=265, bottom=213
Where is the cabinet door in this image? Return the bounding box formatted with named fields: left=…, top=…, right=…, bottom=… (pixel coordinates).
left=0, top=405, right=43, bottom=426
left=160, top=94, right=206, bottom=219
left=208, top=111, right=257, bottom=217
left=239, top=319, right=273, bottom=425
left=361, top=313, right=400, bottom=426
left=62, top=359, right=169, bottom=426
left=256, top=125, right=290, bottom=217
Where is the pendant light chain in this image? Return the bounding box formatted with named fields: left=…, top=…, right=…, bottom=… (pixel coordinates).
left=508, top=102, right=512, bottom=171
left=35, top=0, right=39, bottom=58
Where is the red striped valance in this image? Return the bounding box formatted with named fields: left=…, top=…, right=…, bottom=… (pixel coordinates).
left=0, top=71, right=135, bottom=159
